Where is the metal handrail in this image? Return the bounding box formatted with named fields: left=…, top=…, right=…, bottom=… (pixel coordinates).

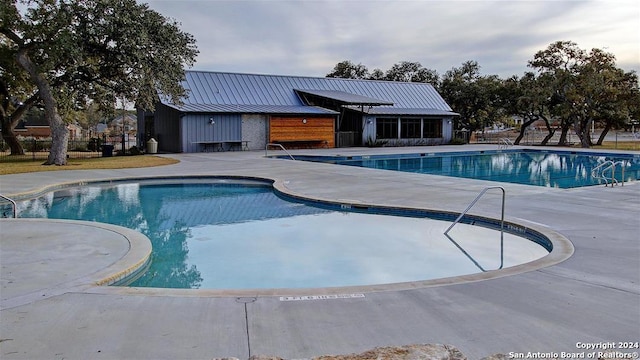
left=602, top=160, right=626, bottom=187
left=444, top=186, right=505, bottom=243
left=592, top=160, right=626, bottom=187
left=0, top=193, right=18, bottom=218
left=265, top=143, right=295, bottom=160
left=591, top=161, right=613, bottom=186
left=498, top=138, right=513, bottom=149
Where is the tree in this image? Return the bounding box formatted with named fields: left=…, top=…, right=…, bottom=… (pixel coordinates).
left=368, top=68, right=385, bottom=80
left=81, top=102, right=107, bottom=132
left=1, top=9, right=39, bottom=155
left=326, top=60, right=370, bottom=79
left=0, top=71, right=39, bottom=155
left=384, top=61, right=439, bottom=84
left=528, top=40, right=638, bottom=147
left=1, top=0, right=198, bottom=164
left=579, top=50, right=639, bottom=145
left=501, top=73, right=559, bottom=145
left=439, top=60, right=501, bottom=132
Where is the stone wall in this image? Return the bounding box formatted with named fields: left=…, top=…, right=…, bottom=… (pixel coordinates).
left=242, top=114, right=267, bottom=151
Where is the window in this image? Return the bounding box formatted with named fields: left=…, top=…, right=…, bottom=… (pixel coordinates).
left=401, top=118, right=421, bottom=138
left=423, top=119, right=442, bottom=138
left=376, top=118, right=398, bottom=139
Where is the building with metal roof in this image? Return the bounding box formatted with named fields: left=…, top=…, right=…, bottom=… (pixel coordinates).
left=138, top=71, right=457, bottom=153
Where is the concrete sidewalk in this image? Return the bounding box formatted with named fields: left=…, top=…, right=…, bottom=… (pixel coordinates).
left=1, top=145, right=638, bottom=359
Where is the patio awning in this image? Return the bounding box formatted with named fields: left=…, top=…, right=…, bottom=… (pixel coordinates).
left=295, top=89, right=393, bottom=107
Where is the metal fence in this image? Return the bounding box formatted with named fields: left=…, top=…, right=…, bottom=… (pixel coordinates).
left=0, top=134, right=138, bottom=161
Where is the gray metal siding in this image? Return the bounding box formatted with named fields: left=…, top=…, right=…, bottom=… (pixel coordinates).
left=181, top=114, right=242, bottom=152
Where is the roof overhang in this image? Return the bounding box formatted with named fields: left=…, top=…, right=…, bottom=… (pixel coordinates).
left=164, top=103, right=339, bottom=115
left=295, top=89, right=393, bottom=107
left=347, top=106, right=459, bottom=117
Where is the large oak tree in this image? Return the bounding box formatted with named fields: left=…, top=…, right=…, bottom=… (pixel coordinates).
left=529, top=41, right=638, bottom=148
left=1, top=0, right=198, bottom=164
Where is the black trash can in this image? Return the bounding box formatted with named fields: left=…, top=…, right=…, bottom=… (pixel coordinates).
left=101, top=144, right=114, bottom=157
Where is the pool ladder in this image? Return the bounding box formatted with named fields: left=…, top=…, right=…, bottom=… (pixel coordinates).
left=0, top=193, right=18, bottom=218
left=591, top=160, right=626, bottom=187
left=265, top=143, right=295, bottom=160
left=498, top=138, right=514, bottom=149
left=444, top=186, right=505, bottom=270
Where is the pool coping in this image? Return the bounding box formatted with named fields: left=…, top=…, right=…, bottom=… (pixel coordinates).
left=0, top=218, right=152, bottom=310
left=4, top=174, right=574, bottom=298
left=1, top=145, right=638, bottom=359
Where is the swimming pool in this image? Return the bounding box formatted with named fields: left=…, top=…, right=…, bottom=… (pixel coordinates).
left=14, top=178, right=553, bottom=290
left=292, top=149, right=640, bottom=188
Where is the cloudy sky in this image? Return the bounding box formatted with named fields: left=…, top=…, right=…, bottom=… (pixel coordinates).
left=143, top=0, right=639, bottom=79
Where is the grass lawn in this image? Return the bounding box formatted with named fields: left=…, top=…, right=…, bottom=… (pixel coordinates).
left=592, top=141, right=640, bottom=151
left=0, top=155, right=179, bottom=175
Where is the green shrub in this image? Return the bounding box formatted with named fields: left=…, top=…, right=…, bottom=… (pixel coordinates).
left=128, top=146, right=142, bottom=155
left=21, top=139, right=51, bottom=152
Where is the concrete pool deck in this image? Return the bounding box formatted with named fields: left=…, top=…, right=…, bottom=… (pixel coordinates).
left=1, top=145, right=639, bottom=359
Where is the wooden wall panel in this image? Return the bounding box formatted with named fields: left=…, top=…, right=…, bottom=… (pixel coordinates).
left=269, top=116, right=335, bottom=148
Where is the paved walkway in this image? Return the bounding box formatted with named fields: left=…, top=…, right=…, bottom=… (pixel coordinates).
left=1, top=145, right=638, bottom=359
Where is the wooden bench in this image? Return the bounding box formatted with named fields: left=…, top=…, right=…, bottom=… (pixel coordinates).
left=193, top=140, right=250, bottom=152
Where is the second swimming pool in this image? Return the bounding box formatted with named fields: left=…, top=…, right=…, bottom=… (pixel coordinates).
left=291, top=149, right=640, bottom=188
left=16, top=178, right=551, bottom=290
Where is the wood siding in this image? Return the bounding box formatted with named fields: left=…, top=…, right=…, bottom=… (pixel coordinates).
left=269, top=116, right=335, bottom=148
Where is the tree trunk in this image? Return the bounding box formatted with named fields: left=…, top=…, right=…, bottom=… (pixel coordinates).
left=574, top=117, right=592, bottom=148
left=15, top=51, right=68, bottom=165
left=1, top=116, right=25, bottom=155
left=46, top=114, right=69, bottom=164
left=558, top=123, right=571, bottom=146
left=514, top=117, right=537, bottom=145
left=596, top=123, right=611, bottom=145
left=0, top=82, right=27, bottom=155
left=541, top=131, right=555, bottom=145
left=540, top=116, right=556, bottom=146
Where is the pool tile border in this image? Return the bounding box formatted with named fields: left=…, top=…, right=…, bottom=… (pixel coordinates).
left=8, top=175, right=574, bottom=298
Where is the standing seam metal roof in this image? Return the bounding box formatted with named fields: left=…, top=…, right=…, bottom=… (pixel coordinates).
left=294, top=89, right=393, bottom=106
left=163, top=71, right=455, bottom=115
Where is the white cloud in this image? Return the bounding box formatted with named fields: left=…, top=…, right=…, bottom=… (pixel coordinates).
left=144, top=0, right=640, bottom=78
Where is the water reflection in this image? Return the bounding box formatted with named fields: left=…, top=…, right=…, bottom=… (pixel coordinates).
left=337, top=152, right=640, bottom=188
left=444, top=233, right=503, bottom=272
left=15, top=181, right=549, bottom=289
left=16, top=182, right=329, bottom=289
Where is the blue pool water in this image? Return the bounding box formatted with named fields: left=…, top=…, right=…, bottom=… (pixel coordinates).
left=16, top=179, right=549, bottom=290
left=294, top=150, right=640, bottom=188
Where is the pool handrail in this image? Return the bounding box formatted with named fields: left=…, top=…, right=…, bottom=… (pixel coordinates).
left=591, top=160, right=626, bottom=187
left=0, top=193, right=18, bottom=218
left=265, top=143, right=295, bottom=160
left=498, top=138, right=514, bottom=149
left=444, top=186, right=505, bottom=249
